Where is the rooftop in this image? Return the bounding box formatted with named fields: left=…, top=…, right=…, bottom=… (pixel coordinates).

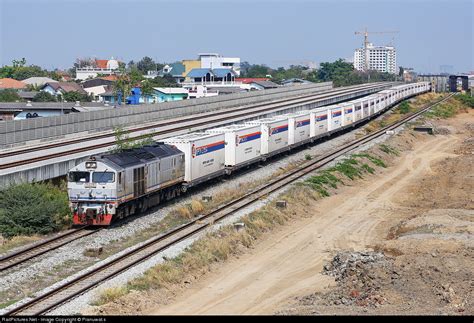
left=21, top=77, right=58, bottom=86
left=153, top=87, right=188, bottom=95
left=0, top=78, right=27, bottom=89
left=43, top=82, right=86, bottom=94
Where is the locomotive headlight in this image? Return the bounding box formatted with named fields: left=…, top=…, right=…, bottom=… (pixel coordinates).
left=85, top=162, right=97, bottom=169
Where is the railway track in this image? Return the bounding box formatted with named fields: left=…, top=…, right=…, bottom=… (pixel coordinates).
left=0, top=83, right=388, bottom=171
left=4, top=93, right=452, bottom=316
left=0, top=227, right=95, bottom=272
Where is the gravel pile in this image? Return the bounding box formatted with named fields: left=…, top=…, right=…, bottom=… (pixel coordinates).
left=318, top=251, right=394, bottom=308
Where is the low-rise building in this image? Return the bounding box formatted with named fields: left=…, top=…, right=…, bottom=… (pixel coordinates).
left=187, top=85, right=219, bottom=99
left=21, top=77, right=58, bottom=87
left=75, top=58, right=120, bottom=80
left=17, top=91, right=39, bottom=101
left=145, top=62, right=186, bottom=83
left=81, top=78, right=115, bottom=101
left=41, top=82, right=87, bottom=97
left=152, top=87, right=188, bottom=103
left=185, top=68, right=238, bottom=84
left=0, top=78, right=26, bottom=90
left=249, top=80, right=279, bottom=90
left=199, top=53, right=240, bottom=76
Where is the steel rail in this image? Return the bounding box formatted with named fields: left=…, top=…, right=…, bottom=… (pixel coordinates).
left=0, top=226, right=95, bottom=272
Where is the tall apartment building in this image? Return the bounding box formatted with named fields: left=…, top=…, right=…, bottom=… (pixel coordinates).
left=353, top=43, right=397, bottom=74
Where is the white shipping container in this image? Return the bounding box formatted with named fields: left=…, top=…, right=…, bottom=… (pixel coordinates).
left=206, top=124, right=261, bottom=167
left=275, top=111, right=311, bottom=145
left=367, top=96, right=377, bottom=115
left=245, top=118, right=289, bottom=155
left=352, top=100, right=364, bottom=121
left=163, top=132, right=225, bottom=184
left=310, top=107, right=329, bottom=137
left=341, top=103, right=354, bottom=126
left=329, top=105, right=343, bottom=131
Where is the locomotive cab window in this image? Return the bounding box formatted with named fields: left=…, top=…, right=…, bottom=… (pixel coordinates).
left=68, top=171, right=90, bottom=183
left=92, top=171, right=115, bottom=183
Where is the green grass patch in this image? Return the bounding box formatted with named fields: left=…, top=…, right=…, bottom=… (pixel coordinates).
left=398, top=101, right=411, bottom=114
left=361, top=163, right=375, bottom=174
left=301, top=152, right=387, bottom=196
left=352, top=153, right=387, bottom=168
left=0, top=298, right=18, bottom=310
left=379, top=144, right=400, bottom=156
left=455, top=94, right=474, bottom=108
left=424, top=103, right=458, bottom=119
left=328, top=158, right=363, bottom=180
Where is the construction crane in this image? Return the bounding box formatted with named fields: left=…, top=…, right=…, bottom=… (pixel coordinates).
left=354, top=28, right=399, bottom=71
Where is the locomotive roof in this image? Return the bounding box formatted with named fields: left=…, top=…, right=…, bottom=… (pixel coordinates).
left=93, top=143, right=183, bottom=169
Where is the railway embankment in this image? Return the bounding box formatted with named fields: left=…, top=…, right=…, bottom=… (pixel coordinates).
left=82, top=94, right=472, bottom=315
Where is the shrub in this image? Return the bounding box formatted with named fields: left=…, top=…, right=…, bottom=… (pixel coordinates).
left=398, top=101, right=411, bottom=114
left=0, top=182, right=71, bottom=238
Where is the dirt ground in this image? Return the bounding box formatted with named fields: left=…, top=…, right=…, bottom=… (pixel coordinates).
left=144, top=110, right=473, bottom=315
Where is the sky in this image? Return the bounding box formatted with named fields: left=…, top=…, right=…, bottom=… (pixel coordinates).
left=0, top=0, right=472, bottom=74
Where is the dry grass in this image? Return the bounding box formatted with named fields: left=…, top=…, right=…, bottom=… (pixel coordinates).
left=0, top=235, right=42, bottom=255
left=94, top=186, right=318, bottom=303
left=190, top=200, right=204, bottom=214
left=272, top=161, right=302, bottom=177
left=176, top=206, right=192, bottom=219
left=92, top=286, right=129, bottom=306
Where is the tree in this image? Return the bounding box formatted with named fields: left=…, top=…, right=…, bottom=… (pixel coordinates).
left=242, top=64, right=272, bottom=78
left=0, top=182, right=70, bottom=238
left=110, top=126, right=155, bottom=153
left=62, top=91, right=90, bottom=102
left=0, top=65, right=15, bottom=78
left=12, top=58, right=26, bottom=68
left=0, top=89, right=21, bottom=102
left=33, top=91, right=57, bottom=102
left=113, top=73, right=132, bottom=105
left=74, top=57, right=96, bottom=68
left=127, top=60, right=136, bottom=70
left=137, top=56, right=157, bottom=74
left=140, top=79, right=154, bottom=104
left=12, top=65, right=47, bottom=80
left=150, top=75, right=179, bottom=88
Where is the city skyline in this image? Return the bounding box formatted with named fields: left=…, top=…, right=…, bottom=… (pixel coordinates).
left=0, top=0, right=472, bottom=73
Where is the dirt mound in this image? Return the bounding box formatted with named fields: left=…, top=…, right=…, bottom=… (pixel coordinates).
left=318, top=251, right=393, bottom=308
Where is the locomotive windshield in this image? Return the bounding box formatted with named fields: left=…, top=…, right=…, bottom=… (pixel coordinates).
left=92, top=171, right=115, bottom=183
left=68, top=171, right=90, bottom=182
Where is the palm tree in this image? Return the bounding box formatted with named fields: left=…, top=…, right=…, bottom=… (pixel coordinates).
left=113, top=72, right=131, bottom=105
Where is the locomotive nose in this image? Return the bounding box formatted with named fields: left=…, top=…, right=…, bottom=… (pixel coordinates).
left=85, top=208, right=97, bottom=219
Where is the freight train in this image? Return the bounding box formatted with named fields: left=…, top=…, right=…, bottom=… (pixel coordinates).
left=68, top=82, right=430, bottom=225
